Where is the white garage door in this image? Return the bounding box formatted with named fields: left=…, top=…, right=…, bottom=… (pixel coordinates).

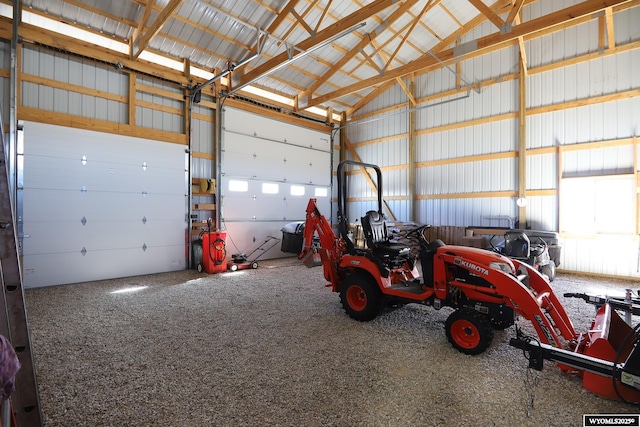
left=22, top=122, right=187, bottom=288
left=220, top=108, right=332, bottom=257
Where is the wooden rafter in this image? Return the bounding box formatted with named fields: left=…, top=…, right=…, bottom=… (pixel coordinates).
left=381, top=1, right=433, bottom=73
left=132, top=0, right=154, bottom=45
left=314, top=0, right=334, bottom=35
left=310, top=0, right=633, bottom=109
left=344, top=0, right=440, bottom=80
left=468, top=0, right=506, bottom=29
left=440, top=3, right=464, bottom=27
left=347, top=79, right=395, bottom=116
left=236, top=0, right=398, bottom=91
left=132, top=0, right=184, bottom=58
left=348, top=19, right=414, bottom=77
left=507, top=0, right=526, bottom=24
left=290, top=8, right=315, bottom=36
left=345, top=0, right=478, bottom=117
left=280, top=0, right=322, bottom=41
left=345, top=0, right=517, bottom=115
left=359, top=48, right=382, bottom=74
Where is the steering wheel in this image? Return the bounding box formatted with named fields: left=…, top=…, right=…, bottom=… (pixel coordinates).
left=405, top=224, right=432, bottom=243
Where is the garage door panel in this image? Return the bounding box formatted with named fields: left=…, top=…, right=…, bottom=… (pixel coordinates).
left=23, top=189, right=183, bottom=222
left=25, top=155, right=184, bottom=194
left=22, top=218, right=184, bottom=254
left=22, top=121, right=186, bottom=288
left=221, top=149, right=257, bottom=178
left=223, top=141, right=330, bottom=185
left=23, top=245, right=185, bottom=288
left=222, top=181, right=330, bottom=222
left=223, top=109, right=331, bottom=152
left=221, top=193, right=255, bottom=220
left=24, top=129, right=182, bottom=170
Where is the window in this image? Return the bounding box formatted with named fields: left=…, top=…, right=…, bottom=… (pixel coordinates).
left=315, top=188, right=328, bottom=197
left=290, top=185, right=305, bottom=196
left=560, top=175, right=634, bottom=234
left=228, top=180, right=248, bottom=192
left=262, top=183, right=279, bottom=194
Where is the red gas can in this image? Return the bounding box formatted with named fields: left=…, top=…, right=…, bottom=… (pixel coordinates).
left=200, top=231, right=227, bottom=274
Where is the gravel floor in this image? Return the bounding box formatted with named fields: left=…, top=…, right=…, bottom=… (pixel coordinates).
left=24, top=258, right=640, bottom=426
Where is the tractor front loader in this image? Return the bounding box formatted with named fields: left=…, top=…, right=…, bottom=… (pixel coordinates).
left=298, top=160, right=640, bottom=402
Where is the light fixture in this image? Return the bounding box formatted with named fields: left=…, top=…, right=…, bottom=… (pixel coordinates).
left=516, top=197, right=528, bottom=207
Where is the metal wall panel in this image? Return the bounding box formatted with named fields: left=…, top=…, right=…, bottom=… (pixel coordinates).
left=526, top=195, right=558, bottom=231
left=561, top=235, right=638, bottom=277
left=527, top=152, right=557, bottom=190
left=21, top=46, right=128, bottom=122
left=462, top=45, right=518, bottom=83
left=518, top=6, right=640, bottom=277
left=416, top=198, right=517, bottom=229
left=614, top=6, right=640, bottom=44
left=21, top=121, right=186, bottom=288
left=415, top=66, right=456, bottom=99
left=191, top=118, right=215, bottom=155
left=563, top=144, right=634, bottom=176
left=524, top=0, right=583, bottom=21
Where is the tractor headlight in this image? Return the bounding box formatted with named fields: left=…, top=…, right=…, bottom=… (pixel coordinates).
left=489, top=261, right=515, bottom=275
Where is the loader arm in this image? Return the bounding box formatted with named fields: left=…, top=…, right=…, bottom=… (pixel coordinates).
left=498, top=260, right=577, bottom=348
left=435, top=251, right=578, bottom=348
left=299, top=198, right=345, bottom=290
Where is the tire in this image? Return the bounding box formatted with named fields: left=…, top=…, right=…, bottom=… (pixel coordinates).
left=229, top=264, right=238, bottom=272
left=445, top=309, right=494, bottom=355
left=340, top=273, right=382, bottom=322
left=490, top=305, right=515, bottom=331
left=197, top=263, right=203, bottom=273
left=540, top=260, right=556, bottom=282
left=251, top=262, right=259, bottom=269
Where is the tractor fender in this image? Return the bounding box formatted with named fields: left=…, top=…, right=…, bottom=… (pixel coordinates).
left=338, top=254, right=391, bottom=290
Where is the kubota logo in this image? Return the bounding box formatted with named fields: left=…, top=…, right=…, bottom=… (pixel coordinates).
left=454, top=258, right=489, bottom=276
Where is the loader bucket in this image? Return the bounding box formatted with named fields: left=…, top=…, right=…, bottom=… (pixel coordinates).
left=580, top=303, right=640, bottom=401
left=301, top=249, right=323, bottom=268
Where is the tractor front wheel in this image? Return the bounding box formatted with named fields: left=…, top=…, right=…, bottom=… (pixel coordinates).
left=340, top=273, right=382, bottom=322
left=445, top=309, right=494, bottom=355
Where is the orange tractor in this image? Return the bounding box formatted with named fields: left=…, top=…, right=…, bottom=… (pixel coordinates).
left=299, top=160, right=640, bottom=402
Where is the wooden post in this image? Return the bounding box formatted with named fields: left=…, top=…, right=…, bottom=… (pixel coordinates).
left=128, top=72, right=136, bottom=126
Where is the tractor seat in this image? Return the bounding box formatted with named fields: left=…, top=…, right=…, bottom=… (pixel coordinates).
left=361, top=210, right=411, bottom=258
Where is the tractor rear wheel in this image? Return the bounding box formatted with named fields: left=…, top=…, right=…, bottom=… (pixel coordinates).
left=445, top=309, right=494, bottom=355
left=340, top=273, right=382, bottom=322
